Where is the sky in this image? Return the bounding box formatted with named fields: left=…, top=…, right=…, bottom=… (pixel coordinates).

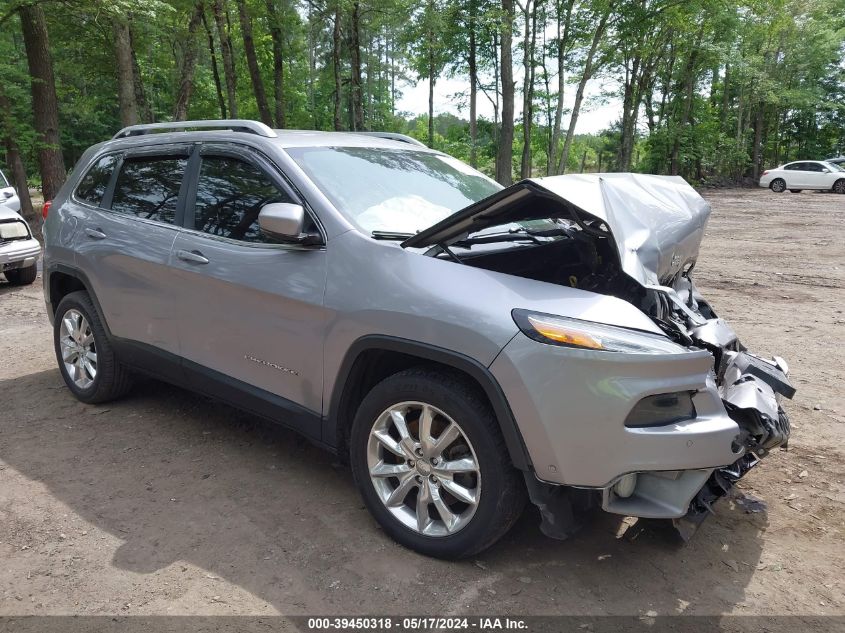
left=395, top=75, right=625, bottom=134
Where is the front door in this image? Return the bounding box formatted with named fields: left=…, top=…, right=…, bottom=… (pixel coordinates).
left=170, top=144, right=328, bottom=437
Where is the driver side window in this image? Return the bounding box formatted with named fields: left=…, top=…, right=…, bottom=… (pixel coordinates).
left=193, top=156, right=293, bottom=243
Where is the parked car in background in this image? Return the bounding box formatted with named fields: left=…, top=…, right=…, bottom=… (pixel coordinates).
left=825, top=155, right=845, bottom=167
left=42, top=120, right=794, bottom=558
left=0, top=203, right=41, bottom=285
left=1, top=168, right=21, bottom=212
left=759, top=160, right=845, bottom=193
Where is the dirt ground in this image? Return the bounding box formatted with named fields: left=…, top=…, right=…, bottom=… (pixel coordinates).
left=0, top=188, right=843, bottom=620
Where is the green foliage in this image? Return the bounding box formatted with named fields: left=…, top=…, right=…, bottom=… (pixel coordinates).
left=1, top=0, right=843, bottom=187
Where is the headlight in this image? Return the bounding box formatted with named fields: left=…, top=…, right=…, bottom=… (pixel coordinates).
left=512, top=309, right=687, bottom=354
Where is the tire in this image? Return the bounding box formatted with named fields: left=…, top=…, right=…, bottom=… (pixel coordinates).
left=350, top=368, right=525, bottom=558
left=53, top=291, right=132, bottom=404
left=4, top=263, right=37, bottom=285
left=833, top=179, right=845, bottom=194
left=770, top=179, right=786, bottom=193
left=789, top=189, right=802, bottom=194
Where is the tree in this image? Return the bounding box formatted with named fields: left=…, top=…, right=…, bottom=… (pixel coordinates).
left=495, top=0, right=515, bottom=184
left=18, top=3, right=65, bottom=201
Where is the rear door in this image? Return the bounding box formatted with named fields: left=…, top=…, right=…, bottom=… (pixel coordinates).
left=170, top=143, right=329, bottom=437
left=73, top=145, right=189, bottom=365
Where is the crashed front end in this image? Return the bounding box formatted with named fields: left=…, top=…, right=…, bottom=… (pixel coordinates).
left=597, top=282, right=795, bottom=539
left=404, top=173, right=795, bottom=539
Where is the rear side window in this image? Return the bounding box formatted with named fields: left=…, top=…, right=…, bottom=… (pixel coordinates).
left=110, top=157, right=186, bottom=224
left=192, top=156, right=293, bottom=243
left=74, top=155, right=117, bottom=206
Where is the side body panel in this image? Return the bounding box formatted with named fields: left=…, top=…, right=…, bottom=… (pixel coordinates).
left=73, top=206, right=182, bottom=354
left=320, top=230, right=664, bottom=425
left=170, top=231, right=329, bottom=417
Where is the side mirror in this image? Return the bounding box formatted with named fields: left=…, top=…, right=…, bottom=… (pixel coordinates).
left=258, top=203, right=320, bottom=244
left=822, top=168, right=830, bottom=173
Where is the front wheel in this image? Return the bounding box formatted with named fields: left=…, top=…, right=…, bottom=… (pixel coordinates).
left=4, top=263, right=37, bottom=285
left=770, top=179, right=786, bottom=193
left=833, top=179, right=845, bottom=194
left=350, top=368, right=525, bottom=558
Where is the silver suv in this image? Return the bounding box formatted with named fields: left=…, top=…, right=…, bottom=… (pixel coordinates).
left=43, top=120, right=794, bottom=558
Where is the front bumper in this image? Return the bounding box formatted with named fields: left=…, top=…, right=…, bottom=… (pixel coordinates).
left=491, top=333, right=792, bottom=524
left=0, top=238, right=41, bottom=269
left=490, top=333, right=744, bottom=488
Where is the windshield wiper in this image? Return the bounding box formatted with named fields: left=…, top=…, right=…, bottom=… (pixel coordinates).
left=454, top=226, right=572, bottom=248
left=371, top=230, right=415, bottom=240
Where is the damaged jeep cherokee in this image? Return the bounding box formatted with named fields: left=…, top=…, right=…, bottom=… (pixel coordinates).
left=43, top=121, right=793, bottom=558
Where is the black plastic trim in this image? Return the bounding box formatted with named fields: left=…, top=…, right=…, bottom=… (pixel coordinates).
left=325, top=335, right=533, bottom=471
left=111, top=338, right=323, bottom=441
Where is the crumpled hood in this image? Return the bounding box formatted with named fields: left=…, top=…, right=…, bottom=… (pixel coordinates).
left=403, top=173, right=711, bottom=287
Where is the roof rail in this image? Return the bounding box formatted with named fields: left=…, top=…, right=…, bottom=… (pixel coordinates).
left=354, top=132, right=427, bottom=147
left=113, top=119, right=277, bottom=140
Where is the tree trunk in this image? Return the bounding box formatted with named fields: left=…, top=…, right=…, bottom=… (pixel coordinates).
left=549, top=0, right=574, bottom=175
left=670, top=26, right=704, bottom=176
left=468, top=0, right=478, bottom=167
left=349, top=1, right=364, bottom=131
left=212, top=0, right=238, bottom=118
left=201, top=8, right=227, bottom=118
left=751, top=103, right=764, bottom=180
left=129, top=27, right=152, bottom=122
left=0, top=90, right=35, bottom=225
left=332, top=3, right=343, bottom=131
left=265, top=0, right=286, bottom=128
left=428, top=47, right=435, bottom=147
left=236, top=0, right=273, bottom=126
left=558, top=10, right=607, bottom=174
left=495, top=0, right=515, bottom=185
left=19, top=4, right=65, bottom=202
left=112, top=18, right=139, bottom=127
left=173, top=4, right=204, bottom=122
left=520, top=0, right=538, bottom=179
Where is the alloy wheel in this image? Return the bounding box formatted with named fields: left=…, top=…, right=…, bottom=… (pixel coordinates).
left=59, top=309, right=98, bottom=389
left=367, top=401, right=481, bottom=537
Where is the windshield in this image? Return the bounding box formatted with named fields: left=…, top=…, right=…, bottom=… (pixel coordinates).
left=287, top=146, right=502, bottom=234
left=825, top=161, right=845, bottom=172
left=0, top=169, right=8, bottom=188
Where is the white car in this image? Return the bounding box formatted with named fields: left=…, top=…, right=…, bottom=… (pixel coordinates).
left=759, top=160, right=845, bottom=194
left=0, top=168, right=21, bottom=211
left=1, top=197, right=41, bottom=286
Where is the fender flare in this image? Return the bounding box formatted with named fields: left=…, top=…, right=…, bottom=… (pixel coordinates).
left=44, top=263, right=112, bottom=336
left=324, top=334, right=533, bottom=472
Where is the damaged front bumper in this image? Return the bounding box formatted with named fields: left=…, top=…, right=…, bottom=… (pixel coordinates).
left=596, top=348, right=793, bottom=539
left=495, top=316, right=794, bottom=541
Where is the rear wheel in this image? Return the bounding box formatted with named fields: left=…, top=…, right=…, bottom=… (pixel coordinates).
left=770, top=179, right=786, bottom=193
left=833, top=179, right=845, bottom=194
left=789, top=189, right=802, bottom=193
left=4, top=263, right=37, bottom=285
left=350, top=368, right=525, bottom=558
left=53, top=291, right=132, bottom=404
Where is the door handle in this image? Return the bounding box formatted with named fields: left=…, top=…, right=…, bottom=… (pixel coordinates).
left=84, top=227, right=107, bottom=240
left=176, top=249, right=209, bottom=265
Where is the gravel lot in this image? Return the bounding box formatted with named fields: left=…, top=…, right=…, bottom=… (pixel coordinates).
left=0, top=188, right=843, bottom=620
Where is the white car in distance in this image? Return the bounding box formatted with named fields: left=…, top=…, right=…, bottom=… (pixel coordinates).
left=759, top=160, right=845, bottom=194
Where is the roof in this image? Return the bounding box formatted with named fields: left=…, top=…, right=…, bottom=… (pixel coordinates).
left=110, top=120, right=433, bottom=151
